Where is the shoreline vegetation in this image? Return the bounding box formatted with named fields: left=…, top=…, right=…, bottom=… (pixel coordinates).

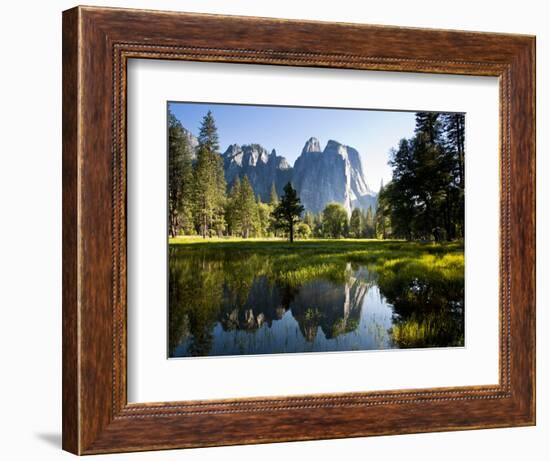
left=168, top=238, right=464, bottom=287
left=169, top=238, right=464, bottom=355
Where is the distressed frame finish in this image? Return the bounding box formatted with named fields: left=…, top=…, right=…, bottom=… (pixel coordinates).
left=62, top=5, right=535, bottom=455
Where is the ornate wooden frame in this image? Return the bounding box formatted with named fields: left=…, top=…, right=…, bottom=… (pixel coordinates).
left=62, top=5, right=536, bottom=455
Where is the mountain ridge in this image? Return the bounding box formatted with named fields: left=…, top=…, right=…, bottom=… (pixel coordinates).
left=292, top=137, right=377, bottom=214
left=181, top=127, right=377, bottom=214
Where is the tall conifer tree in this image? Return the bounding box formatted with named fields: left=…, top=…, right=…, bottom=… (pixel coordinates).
left=193, top=111, right=226, bottom=237
left=168, top=110, right=194, bottom=237
left=272, top=182, right=304, bottom=243
left=239, top=176, right=258, bottom=238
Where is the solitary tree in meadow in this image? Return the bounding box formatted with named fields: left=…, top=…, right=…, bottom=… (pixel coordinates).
left=272, top=182, right=304, bottom=243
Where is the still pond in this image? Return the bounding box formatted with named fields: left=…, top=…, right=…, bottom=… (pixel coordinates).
left=168, top=240, right=464, bottom=358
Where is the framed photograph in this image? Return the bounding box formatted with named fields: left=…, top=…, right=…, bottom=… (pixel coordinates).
left=62, top=6, right=535, bottom=455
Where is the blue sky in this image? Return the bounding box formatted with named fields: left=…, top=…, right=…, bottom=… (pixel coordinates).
left=168, top=101, right=417, bottom=191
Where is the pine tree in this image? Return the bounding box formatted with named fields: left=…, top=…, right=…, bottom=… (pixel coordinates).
left=239, top=176, right=258, bottom=238
left=257, top=199, right=272, bottom=238
left=193, top=146, right=215, bottom=238
left=193, top=111, right=226, bottom=238
left=167, top=110, right=193, bottom=237
left=349, top=208, right=363, bottom=238
left=440, top=113, right=465, bottom=239
left=211, top=152, right=227, bottom=236
left=226, top=177, right=242, bottom=236
left=381, top=111, right=464, bottom=241
left=375, top=187, right=391, bottom=239
left=198, top=110, right=219, bottom=153
left=415, top=112, right=443, bottom=144
left=272, top=182, right=304, bottom=243
left=179, top=142, right=194, bottom=235
left=385, top=139, right=417, bottom=239
left=442, top=113, right=465, bottom=188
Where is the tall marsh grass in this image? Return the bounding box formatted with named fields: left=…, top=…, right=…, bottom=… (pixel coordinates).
left=169, top=238, right=465, bottom=353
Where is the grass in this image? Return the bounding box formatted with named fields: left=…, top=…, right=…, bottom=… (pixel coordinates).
left=169, top=236, right=463, bottom=262
left=168, top=237, right=465, bottom=352
left=390, top=311, right=464, bottom=348
left=169, top=237, right=464, bottom=289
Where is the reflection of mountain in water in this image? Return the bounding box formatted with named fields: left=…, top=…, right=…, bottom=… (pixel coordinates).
left=168, top=249, right=464, bottom=357
left=219, top=276, right=287, bottom=331
left=217, top=264, right=374, bottom=344
left=292, top=269, right=372, bottom=341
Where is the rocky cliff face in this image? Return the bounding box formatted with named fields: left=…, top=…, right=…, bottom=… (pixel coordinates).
left=222, top=144, right=292, bottom=202
left=293, top=138, right=377, bottom=214
left=184, top=125, right=377, bottom=212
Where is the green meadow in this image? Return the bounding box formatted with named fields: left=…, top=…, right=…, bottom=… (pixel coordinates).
left=168, top=238, right=464, bottom=356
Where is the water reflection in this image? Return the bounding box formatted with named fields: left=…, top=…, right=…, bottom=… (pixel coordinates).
left=169, top=247, right=464, bottom=357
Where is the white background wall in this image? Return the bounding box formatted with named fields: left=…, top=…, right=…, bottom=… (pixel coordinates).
left=0, top=1, right=546, bottom=459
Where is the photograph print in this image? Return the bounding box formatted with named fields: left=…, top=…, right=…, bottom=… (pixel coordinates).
left=167, top=102, right=465, bottom=358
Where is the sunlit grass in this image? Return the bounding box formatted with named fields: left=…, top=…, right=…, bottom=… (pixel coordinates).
left=390, top=311, right=465, bottom=348
left=169, top=237, right=465, bottom=354
left=169, top=237, right=464, bottom=290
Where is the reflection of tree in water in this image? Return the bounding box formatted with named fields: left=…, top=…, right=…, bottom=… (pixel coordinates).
left=168, top=252, right=224, bottom=356
left=168, top=247, right=464, bottom=356
left=378, top=270, right=464, bottom=348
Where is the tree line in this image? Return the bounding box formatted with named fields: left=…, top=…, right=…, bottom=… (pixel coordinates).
left=169, top=109, right=305, bottom=240
left=301, top=205, right=377, bottom=239
left=169, top=109, right=464, bottom=242
left=376, top=112, right=465, bottom=241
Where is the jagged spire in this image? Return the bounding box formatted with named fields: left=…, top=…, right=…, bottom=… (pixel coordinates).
left=302, top=137, right=321, bottom=154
